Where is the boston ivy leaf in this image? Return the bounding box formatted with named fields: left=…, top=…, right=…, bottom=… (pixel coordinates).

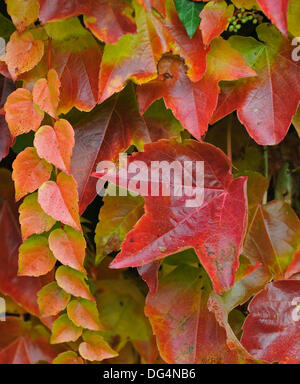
left=212, top=24, right=300, bottom=145
left=98, top=1, right=170, bottom=103
left=38, top=0, right=136, bottom=44
left=137, top=37, right=255, bottom=141
left=48, top=226, right=86, bottom=273
left=4, top=31, right=44, bottom=81
left=4, top=88, right=44, bottom=137
left=79, top=331, right=118, bottom=362
left=34, top=119, right=75, bottom=174
left=257, top=0, right=289, bottom=37
left=51, top=314, right=82, bottom=344
left=199, top=0, right=234, bottom=46
left=18, top=235, right=56, bottom=277
left=145, top=264, right=241, bottom=363
left=138, top=0, right=166, bottom=16
left=0, top=76, right=14, bottom=161
left=38, top=282, right=71, bottom=317
left=52, top=351, right=83, bottom=364
left=95, top=191, right=144, bottom=264
left=55, top=266, right=95, bottom=301
left=32, top=69, right=61, bottom=119
left=38, top=172, right=81, bottom=231
left=0, top=318, right=58, bottom=364
left=241, top=280, right=300, bottom=363
left=67, top=298, right=103, bottom=331
left=12, top=147, right=52, bottom=201
left=100, top=139, right=248, bottom=295
left=174, top=0, right=205, bottom=39
left=19, top=192, right=56, bottom=241
left=5, top=0, right=39, bottom=33
left=285, top=248, right=300, bottom=279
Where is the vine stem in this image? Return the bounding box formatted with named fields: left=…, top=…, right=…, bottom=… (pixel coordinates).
left=227, top=115, right=233, bottom=170
left=263, top=145, right=269, bottom=204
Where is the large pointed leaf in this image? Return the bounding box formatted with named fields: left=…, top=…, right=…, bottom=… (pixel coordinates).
left=98, top=139, right=248, bottom=294
left=241, top=280, right=300, bottom=363
left=212, top=24, right=300, bottom=145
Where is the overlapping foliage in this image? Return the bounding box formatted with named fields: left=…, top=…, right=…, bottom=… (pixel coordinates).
left=0, top=0, right=300, bottom=364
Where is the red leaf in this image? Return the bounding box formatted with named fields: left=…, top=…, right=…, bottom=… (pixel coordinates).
left=257, top=0, right=289, bottom=37
left=241, top=280, right=300, bottom=363
left=212, top=24, right=300, bottom=145
left=100, top=139, right=248, bottom=294
left=38, top=0, right=136, bottom=44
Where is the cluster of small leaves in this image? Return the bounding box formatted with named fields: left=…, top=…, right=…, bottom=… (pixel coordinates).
left=0, top=0, right=299, bottom=365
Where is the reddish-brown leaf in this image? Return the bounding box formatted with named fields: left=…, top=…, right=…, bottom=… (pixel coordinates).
left=241, top=280, right=300, bottom=363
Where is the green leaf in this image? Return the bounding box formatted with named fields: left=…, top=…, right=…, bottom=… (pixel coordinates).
left=174, top=0, right=205, bottom=38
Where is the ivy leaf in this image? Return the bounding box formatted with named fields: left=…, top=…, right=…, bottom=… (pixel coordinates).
left=48, top=226, right=86, bottom=273
left=12, top=147, right=52, bottom=201
left=67, top=298, right=103, bottom=331
left=0, top=76, right=14, bottom=161
left=38, top=282, right=71, bottom=317
left=19, top=192, right=56, bottom=241
left=257, top=0, right=289, bottom=37
left=98, top=139, right=248, bottom=295
left=51, top=314, right=82, bottom=344
left=138, top=0, right=167, bottom=16
left=4, top=88, right=44, bottom=137
left=212, top=24, right=300, bottom=145
left=241, top=280, right=300, bottom=363
left=137, top=38, right=255, bottom=140
left=199, top=0, right=234, bottom=46
left=53, top=351, right=84, bottom=364
left=38, top=172, right=81, bottom=231
left=145, top=264, right=241, bottom=363
left=4, top=31, right=44, bottom=81
left=5, top=0, right=39, bottom=33
left=18, top=235, right=56, bottom=277
left=34, top=119, right=75, bottom=174
left=95, top=191, right=144, bottom=264
left=98, top=1, right=170, bottom=103
left=38, top=0, right=136, bottom=44
left=0, top=318, right=58, bottom=364
left=32, top=69, right=61, bottom=119
left=174, top=0, right=205, bottom=39
left=79, top=331, right=118, bottom=362
left=55, top=266, right=95, bottom=302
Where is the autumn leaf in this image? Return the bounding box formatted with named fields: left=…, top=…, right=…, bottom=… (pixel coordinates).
left=79, top=331, right=118, bottom=362
left=12, top=147, right=52, bottom=201
left=138, top=0, right=166, bottom=16
left=38, top=172, right=81, bottom=231
left=98, top=1, right=170, bottom=103
left=51, top=314, right=82, bottom=344
left=38, top=0, right=136, bottom=44
left=137, top=37, right=255, bottom=140
left=4, top=31, right=44, bottom=81
left=241, top=280, right=300, bottom=363
left=5, top=0, right=39, bottom=33
left=55, top=266, right=95, bottom=301
left=48, top=226, right=86, bottom=273
left=34, top=119, right=74, bottom=174
left=199, top=0, right=234, bottom=46
left=0, top=76, right=14, bottom=161
left=97, top=139, right=248, bottom=295
left=32, top=69, right=61, bottom=118
left=19, top=192, right=56, bottom=241
left=212, top=24, right=300, bottom=145
left=18, top=235, right=56, bottom=277
left=257, top=0, right=289, bottom=37
left=4, top=88, right=44, bottom=137
left=67, top=298, right=103, bottom=331
left=52, top=351, right=84, bottom=364
left=38, top=282, right=71, bottom=317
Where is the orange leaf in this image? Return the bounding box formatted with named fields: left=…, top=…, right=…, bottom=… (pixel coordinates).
left=67, top=298, right=103, bottom=331
left=52, top=351, right=84, bottom=364
left=38, top=281, right=71, bottom=317
left=12, top=147, right=52, bottom=201
left=79, top=331, right=118, bottom=362
left=34, top=119, right=74, bottom=174
left=4, top=88, right=44, bottom=137
left=51, top=314, right=82, bottom=344
left=38, top=172, right=81, bottom=231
